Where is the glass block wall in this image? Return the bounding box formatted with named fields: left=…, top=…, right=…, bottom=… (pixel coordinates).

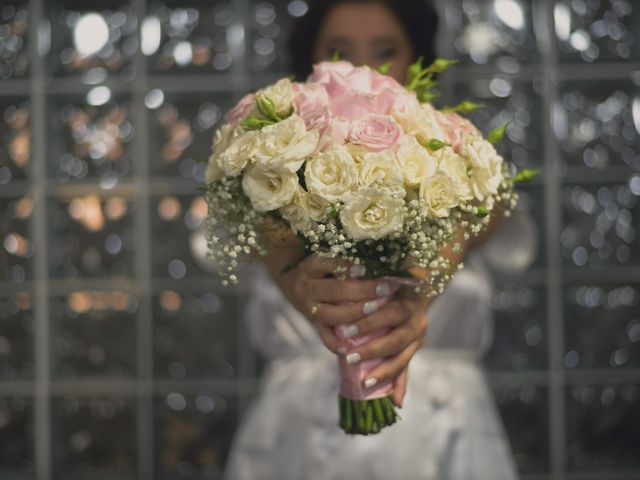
left=0, top=0, right=639, bottom=478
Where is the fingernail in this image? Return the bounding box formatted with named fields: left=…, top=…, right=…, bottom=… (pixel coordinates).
left=364, top=377, right=378, bottom=388
left=346, top=352, right=361, bottom=365
left=337, top=346, right=347, bottom=355
left=363, top=298, right=383, bottom=315
left=350, top=264, right=366, bottom=278
left=376, top=283, right=392, bottom=297
left=342, top=324, right=358, bottom=338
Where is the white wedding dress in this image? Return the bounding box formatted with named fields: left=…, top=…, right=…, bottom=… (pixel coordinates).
left=224, top=211, right=536, bottom=480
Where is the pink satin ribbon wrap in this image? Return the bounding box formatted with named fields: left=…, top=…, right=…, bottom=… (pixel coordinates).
left=335, top=276, right=420, bottom=401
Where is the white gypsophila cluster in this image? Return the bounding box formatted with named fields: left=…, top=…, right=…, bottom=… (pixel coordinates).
left=203, top=63, right=522, bottom=292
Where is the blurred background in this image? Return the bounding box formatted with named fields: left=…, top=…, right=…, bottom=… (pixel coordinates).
left=0, top=0, right=639, bottom=478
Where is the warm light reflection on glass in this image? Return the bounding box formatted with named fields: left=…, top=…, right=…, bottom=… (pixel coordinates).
left=68, top=195, right=105, bottom=232
left=67, top=291, right=134, bottom=314
left=0, top=3, right=29, bottom=79
left=158, top=196, right=182, bottom=221
left=159, top=290, right=182, bottom=313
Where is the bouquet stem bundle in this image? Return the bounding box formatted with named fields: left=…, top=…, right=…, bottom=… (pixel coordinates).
left=339, top=395, right=399, bottom=435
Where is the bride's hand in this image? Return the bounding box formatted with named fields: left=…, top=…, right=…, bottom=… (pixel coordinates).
left=277, top=255, right=403, bottom=351
left=341, top=290, right=430, bottom=408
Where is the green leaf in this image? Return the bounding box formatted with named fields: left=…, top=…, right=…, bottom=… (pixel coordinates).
left=442, top=100, right=484, bottom=114
left=423, top=138, right=450, bottom=151
left=406, top=56, right=424, bottom=86
left=512, top=168, right=540, bottom=184
left=488, top=122, right=510, bottom=144
left=241, top=116, right=275, bottom=129
left=331, top=49, right=341, bottom=62
left=476, top=206, right=490, bottom=218
left=418, top=90, right=440, bottom=103
left=376, top=62, right=393, bottom=75
left=425, top=58, right=458, bottom=74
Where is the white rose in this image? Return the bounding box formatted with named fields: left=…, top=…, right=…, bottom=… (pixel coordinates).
left=340, top=188, right=404, bottom=241
left=258, top=78, right=296, bottom=117
left=253, top=115, right=319, bottom=174
left=392, top=100, right=447, bottom=144
left=206, top=124, right=237, bottom=182
left=345, top=143, right=369, bottom=164
left=304, top=145, right=359, bottom=203
left=218, top=130, right=258, bottom=177
left=395, top=135, right=438, bottom=187
left=242, top=166, right=298, bottom=212
left=460, top=135, right=504, bottom=201
left=435, top=147, right=474, bottom=201
left=419, top=173, right=459, bottom=219
left=358, top=150, right=404, bottom=190
left=280, top=186, right=314, bottom=234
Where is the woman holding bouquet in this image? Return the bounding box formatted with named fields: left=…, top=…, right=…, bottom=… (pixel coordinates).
left=223, top=0, right=535, bottom=478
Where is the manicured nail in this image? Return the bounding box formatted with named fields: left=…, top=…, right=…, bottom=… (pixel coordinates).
left=363, top=298, right=384, bottom=315
left=337, top=346, right=347, bottom=355
left=350, top=264, right=366, bottom=278
left=376, top=283, right=392, bottom=297
left=346, top=352, right=361, bottom=365
left=364, top=377, right=378, bottom=388
left=342, top=324, right=358, bottom=338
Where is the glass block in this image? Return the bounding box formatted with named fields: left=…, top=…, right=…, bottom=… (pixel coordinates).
left=451, top=81, right=543, bottom=170
left=147, top=92, right=233, bottom=177
left=555, top=81, right=640, bottom=172
left=52, top=396, right=136, bottom=477
left=48, top=96, right=135, bottom=184
left=494, top=385, right=549, bottom=473
left=567, top=382, right=640, bottom=471
left=448, top=0, right=539, bottom=65
left=0, top=195, right=33, bottom=284
left=486, top=287, right=546, bottom=371
left=247, top=0, right=306, bottom=73
left=0, top=99, right=30, bottom=182
left=154, top=392, right=237, bottom=479
left=50, top=292, right=137, bottom=379
left=0, top=3, right=29, bottom=80
left=554, top=0, right=639, bottom=63
left=0, top=293, right=33, bottom=380
left=564, top=283, right=640, bottom=369
left=146, top=2, right=235, bottom=74
left=0, top=396, right=33, bottom=475
left=561, top=183, right=640, bottom=269
left=48, top=196, right=136, bottom=279
left=152, top=195, right=220, bottom=279
left=47, top=2, right=137, bottom=78
left=153, top=290, right=238, bottom=380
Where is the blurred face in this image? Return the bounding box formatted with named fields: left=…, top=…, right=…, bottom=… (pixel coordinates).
left=313, top=2, right=414, bottom=83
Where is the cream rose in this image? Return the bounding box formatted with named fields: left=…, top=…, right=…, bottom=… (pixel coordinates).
left=281, top=186, right=314, bottom=234
left=358, top=150, right=404, bottom=190
left=206, top=124, right=236, bottom=182
left=340, top=188, right=404, bottom=241
left=435, top=147, right=473, bottom=201
left=253, top=115, right=319, bottom=174
left=419, top=173, right=459, bottom=219
left=395, top=135, right=438, bottom=188
left=217, top=130, right=258, bottom=177
left=304, top=146, right=359, bottom=203
left=258, top=78, right=296, bottom=118
left=460, top=135, right=504, bottom=201
left=242, top=166, right=298, bottom=212
left=392, top=100, right=447, bottom=144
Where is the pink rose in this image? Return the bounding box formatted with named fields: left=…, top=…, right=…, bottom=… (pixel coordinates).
left=329, top=92, right=378, bottom=120
left=370, top=73, right=406, bottom=96
left=348, top=114, right=402, bottom=152
left=319, top=117, right=351, bottom=150
left=294, top=83, right=330, bottom=131
left=225, top=93, right=256, bottom=126
left=309, top=61, right=355, bottom=83
left=436, top=111, right=479, bottom=152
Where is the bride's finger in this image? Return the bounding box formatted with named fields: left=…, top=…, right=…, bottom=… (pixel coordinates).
left=316, top=325, right=341, bottom=354
left=346, top=299, right=411, bottom=337
left=311, top=296, right=393, bottom=327
left=360, top=340, right=420, bottom=391
left=392, top=366, right=409, bottom=408
left=308, top=278, right=399, bottom=303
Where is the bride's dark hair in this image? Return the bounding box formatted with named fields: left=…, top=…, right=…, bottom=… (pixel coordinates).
left=288, top=0, right=440, bottom=80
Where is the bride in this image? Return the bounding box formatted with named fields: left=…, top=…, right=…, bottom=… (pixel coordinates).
left=224, top=1, right=535, bottom=478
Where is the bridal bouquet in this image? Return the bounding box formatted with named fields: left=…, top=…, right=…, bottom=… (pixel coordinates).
left=204, top=58, right=536, bottom=435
